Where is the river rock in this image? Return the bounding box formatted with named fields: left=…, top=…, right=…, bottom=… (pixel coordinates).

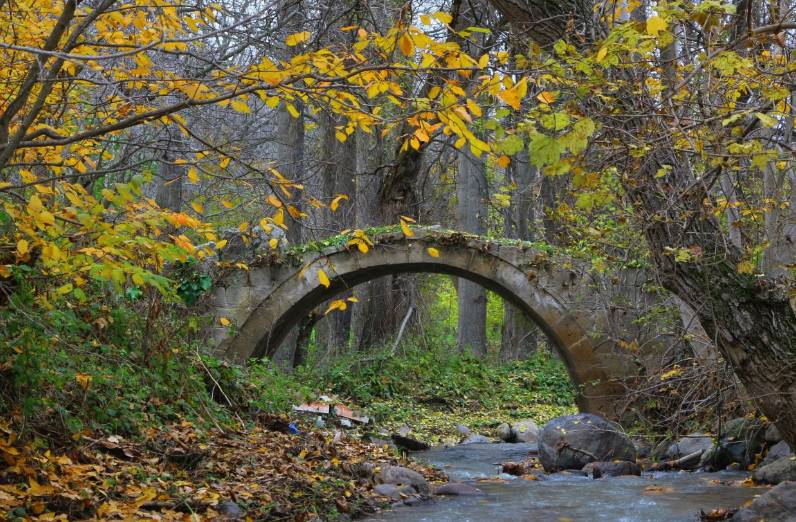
left=373, top=483, right=414, bottom=500
left=461, top=434, right=490, bottom=444
left=513, top=420, right=540, bottom=443
left=665, top=433, right=714, bottom=470
left=538, top=413, right=636, bottom=472
left=497, top=423, right=514, bottom=442
left=216, top=501, right=244, bottom=519
left=731, top=481, right=796, bottom=521
left=766, top=423, right=783, bottom=444
left=456, top=424, right=471, bottom=436
left=582, top=461, right=642, bottom=479
left=761, top=441, right=792, bottom=467
left=753, top=457, right=796, bottom=485
left=713, top=418, right=766, bottom=468
left=434, top=483, right=483, bottom=496
left=376, top=466, right=430, bottom=495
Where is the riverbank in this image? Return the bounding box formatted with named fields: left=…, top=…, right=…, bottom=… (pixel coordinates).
left=0, top=418, right=445, bottom=521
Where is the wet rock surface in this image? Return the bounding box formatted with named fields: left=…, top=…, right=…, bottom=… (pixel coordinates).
left=731, top=481, right=796, bottom=522
left=753, top=457, right=796, bottom=485
left=538, top=413, right=636, bottom=472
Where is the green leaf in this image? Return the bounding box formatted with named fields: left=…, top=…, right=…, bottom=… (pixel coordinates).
left=529, top=133, right=563, bottom=169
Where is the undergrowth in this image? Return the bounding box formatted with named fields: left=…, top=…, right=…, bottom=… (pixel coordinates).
left=297, top=340, right=577, bottom=443
left=0, top=278, right=310, bottom=444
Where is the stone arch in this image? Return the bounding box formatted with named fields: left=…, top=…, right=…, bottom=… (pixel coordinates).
left=213, top=229, right=625, bottom=416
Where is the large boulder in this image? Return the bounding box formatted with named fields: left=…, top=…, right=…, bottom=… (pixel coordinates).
left=732, top=481, right=796, bottom=521
left=761, top=441, right=792, bottom=468
left=538, top=414, right=636, bottom=472
left=753, top=457, right=796, bottom=485
left=376, top=466, right=430, bottom=495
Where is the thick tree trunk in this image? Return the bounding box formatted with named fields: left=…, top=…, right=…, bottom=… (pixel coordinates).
left=456, top=147, right=488, bottom=356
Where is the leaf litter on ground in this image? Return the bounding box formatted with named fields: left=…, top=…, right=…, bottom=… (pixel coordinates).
left=0, top=417, right=445, bottom=521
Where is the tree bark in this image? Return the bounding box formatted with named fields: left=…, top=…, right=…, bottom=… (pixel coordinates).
left=456, top=146, right=488, bottom=356
left=501, top=144, right=538, bottom=360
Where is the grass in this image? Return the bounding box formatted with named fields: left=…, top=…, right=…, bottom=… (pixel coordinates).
left=297, top=339, right=577, bottom=444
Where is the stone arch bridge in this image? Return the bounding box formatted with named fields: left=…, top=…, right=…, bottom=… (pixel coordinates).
left=207, top=227, right=668, bottom=417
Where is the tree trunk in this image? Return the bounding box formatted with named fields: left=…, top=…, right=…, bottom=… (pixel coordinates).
left=501, top=144, right=538, bottom=360
left=456, top=147, right=488, bottom=356
left=315, top=112, right=356, bottom=354
left=270, top=0, right=305, bottom=369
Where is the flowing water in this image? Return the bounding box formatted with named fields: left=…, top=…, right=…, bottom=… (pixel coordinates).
left=368, top=443, right=768, bottom=522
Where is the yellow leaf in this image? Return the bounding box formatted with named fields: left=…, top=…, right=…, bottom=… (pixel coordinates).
left=536, top=91, right=557, bottom=104
left=238, top=221, right=248, bottom=232
left=28, top=194, right=43, bottom=214
left=219, top=317, right=231, bottom=326
left=596, top=46, right=608, bottom=62
left=260, top=218, right=273, bottom=232
left=267, top=194, right=283, bottom=208
left=330, top=194, right=348, bottom=212
left=497, top=155, right=511, bottom=168
left=269, top=238, right=279, bottom=249
left=286, top=103, right=300, bottom=118
left=398, top=32, right=414, bottom=56
left=17, top=239, right=29, bottom=255
left=75, top=373, right=92, bottom=391
left=318, top=269, right=331, bottom=288
left=400, top=215, right=416, bottom=223
left=324, top=299, right=347, bottom=315
left=220, top=156, right=231, bottom=169
left=222, top=200, right=234, bottom=209
left=347, top=296, right=359, bottom=303
left=466, top=98, right=482, bottom=117
left=0, top=265, right=10, bottom=278
left=273, top=208, right=285, bottom=227
left=286, top=31, right=310, bottom=46
left=187, top=167, right=199, bottom=183
left=646, top=16, right=667, bottom=36
left=432, top=11, right=452, bottom=24
left=427, top=247, right=440, bottom=257
left=499, top=88, right=521, bottom=110
left=400, top=219, right=414, bottom=237
left=191, top=201, right=204, bottom=213
left=231, top=99, right=251, bottom=114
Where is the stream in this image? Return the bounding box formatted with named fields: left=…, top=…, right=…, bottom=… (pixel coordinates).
left=368, top=443, right=769, bottom=522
